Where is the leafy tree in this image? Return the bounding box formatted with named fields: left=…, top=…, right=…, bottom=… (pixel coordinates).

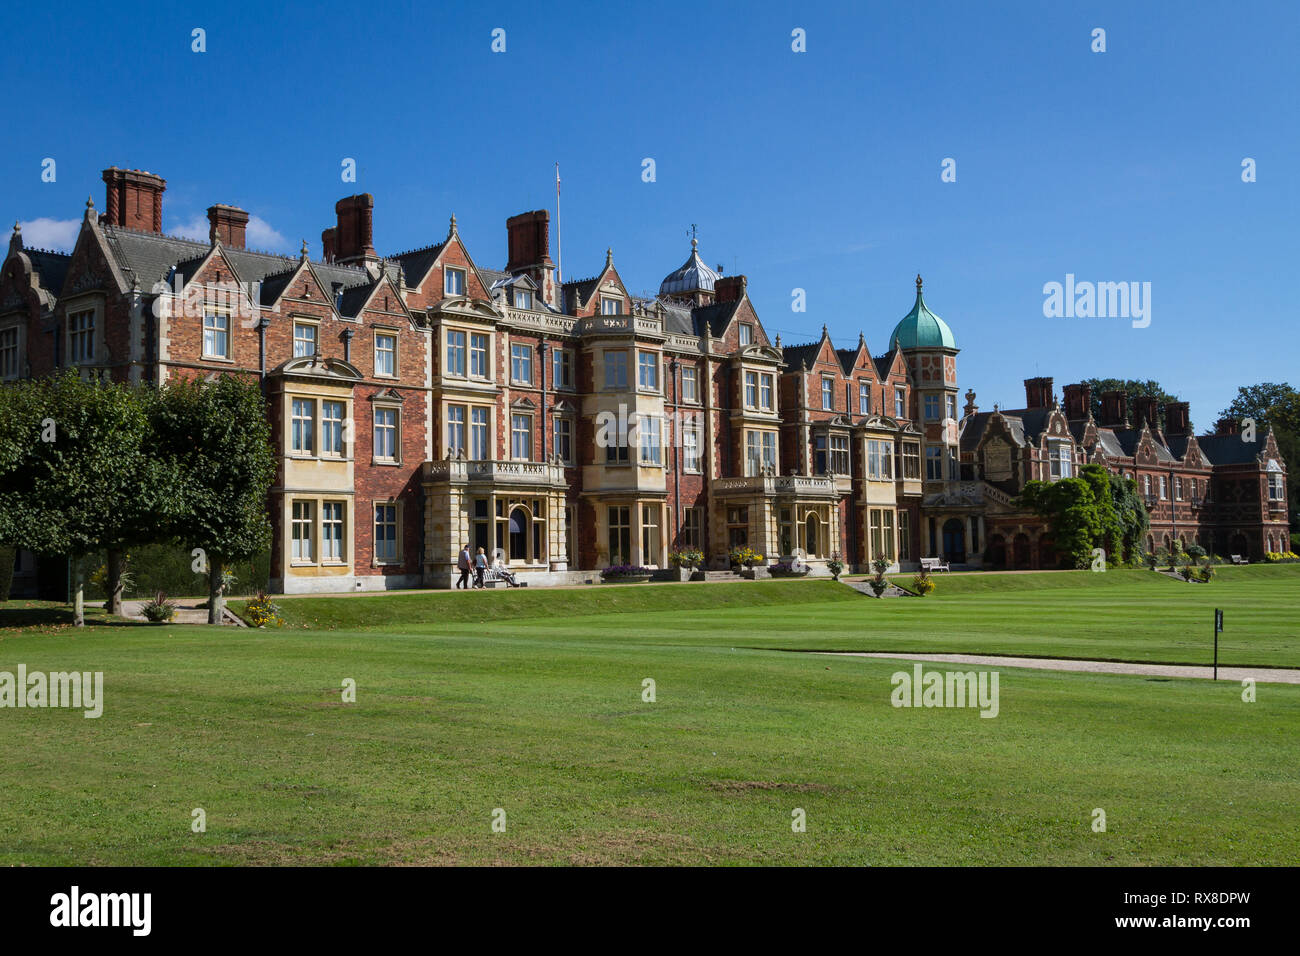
left=1083, top=378, right=1178, bottom=428
left=1020, top=465, right=1148, bottom=568
left=154, top=375, right=275, bottom=624
left=0, top=373, right=174, bottom=623
left=1019, top=477, right=1103, bottom=569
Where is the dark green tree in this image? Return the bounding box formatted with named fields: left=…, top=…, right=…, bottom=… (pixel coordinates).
left=0, top=373, right=174, bottom=623
left=154, top=375, right=275, bottom=624
left=1019, top=477, right=1104, bottom=569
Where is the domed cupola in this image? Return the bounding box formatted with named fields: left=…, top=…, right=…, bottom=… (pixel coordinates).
left=889, top=274, right=956, bottom=351
left=659, top=238, right=720, bottom=304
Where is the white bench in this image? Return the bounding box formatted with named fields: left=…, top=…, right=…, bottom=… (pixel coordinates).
left=920, top=556, right=950, bottom=573
left=1230, top=554, right=1249, bottom=566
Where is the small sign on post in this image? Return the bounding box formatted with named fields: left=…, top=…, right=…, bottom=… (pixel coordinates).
left=1213, top=609, right=1224, bottom=680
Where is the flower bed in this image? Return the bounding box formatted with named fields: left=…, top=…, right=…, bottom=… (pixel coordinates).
left=767, top=562, right=810, bottom=577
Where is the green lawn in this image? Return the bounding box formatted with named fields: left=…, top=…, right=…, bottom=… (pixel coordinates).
left=1, top=565, right=1297, bottom=865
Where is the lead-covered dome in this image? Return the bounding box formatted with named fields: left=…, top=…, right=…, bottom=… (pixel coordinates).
left=659, top=238, right=720, bottom=296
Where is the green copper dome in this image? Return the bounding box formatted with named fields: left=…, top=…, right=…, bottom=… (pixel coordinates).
left=889, top=275, right=956, bottom=350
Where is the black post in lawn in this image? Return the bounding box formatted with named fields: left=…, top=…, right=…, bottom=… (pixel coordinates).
left=1214, top=608, right=1224, bottom=680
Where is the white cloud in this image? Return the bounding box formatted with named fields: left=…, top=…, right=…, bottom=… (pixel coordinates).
left=18, top=217, right=80, bottom=252
left=169, top=215, right=209, bottom=242
left=246, top=216, right=288, bottom=251
left=168, top=213, right=289, bottom=252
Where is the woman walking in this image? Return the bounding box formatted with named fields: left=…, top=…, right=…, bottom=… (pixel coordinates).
left=473, top=547, right=488, bottom=589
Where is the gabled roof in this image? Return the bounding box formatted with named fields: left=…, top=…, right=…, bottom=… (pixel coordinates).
left=101, top=225, right=373, bottom=297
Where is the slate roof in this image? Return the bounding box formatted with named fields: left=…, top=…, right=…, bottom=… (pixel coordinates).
left=690, top=299, right=740, bottom=339
left=101, top=225, right=375, bottom=294
left=390, top=242, right=447, bottom=288
left=873, top=349, right=899, bottom=380
left=1094, top=429, right=1127, bottom=458
left=779, top=341, right=823, bottom=371
left=1196, top=434, right=1268, bottom=466
left=26, top=249, right=71, bottom=295
left=99, top=225, right=379, bottom=310
left=561, top=276, right=600, bottom=312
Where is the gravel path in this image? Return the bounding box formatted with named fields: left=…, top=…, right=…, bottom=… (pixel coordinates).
left=821, top=651, right=1300, bottom=684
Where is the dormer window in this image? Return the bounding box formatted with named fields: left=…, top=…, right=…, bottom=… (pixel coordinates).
left=444, top=267, right=466, bottom=296
left=600, top=296, right=622, bottom=315
left=739, top=323, right=753, bottom=346
left=895, top=387, right=907, bottom=418
left=293, top=321, right=317, bottom=358
left=821, top=377, right=834, bottom=410
left=513, top=289, right=533, bottom=310
left=858, top=381, right=871, bottom=415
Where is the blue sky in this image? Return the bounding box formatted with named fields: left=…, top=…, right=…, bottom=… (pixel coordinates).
left=3, top=0, right=1295, bottom=427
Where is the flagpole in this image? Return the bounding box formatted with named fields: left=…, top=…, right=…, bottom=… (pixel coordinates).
left=555, top=162, right=562, bottom=284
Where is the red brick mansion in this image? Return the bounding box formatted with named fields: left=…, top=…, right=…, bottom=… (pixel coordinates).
left=0, top=168, right=1289, bottom=591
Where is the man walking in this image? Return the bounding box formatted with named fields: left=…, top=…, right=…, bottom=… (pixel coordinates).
left=457, top=543, right=472, bottom=590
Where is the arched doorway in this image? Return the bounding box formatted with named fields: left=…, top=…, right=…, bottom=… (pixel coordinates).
left=1012, top=533, right=1031, bottom=569
left=509, top=506, right=530, bottom=562
left=804, top=515, right=820, bottom=557
left=942, top=518, right=966, bottom=564
left=1230, top=533, right=1248, bottom=559
left=986, top=534, right=1007, bottom=569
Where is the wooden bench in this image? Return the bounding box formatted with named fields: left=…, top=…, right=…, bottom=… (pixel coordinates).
left=1230, top=554, right=1249, bottom=566
left=920, top=556, right=950, bottom=573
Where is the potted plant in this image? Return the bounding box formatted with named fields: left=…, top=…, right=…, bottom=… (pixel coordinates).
left=910, top=566, right=935, bottom=597
left=243, top=591, right=285, bottom=628
left=141, top=591, right=177, bottom=624
left=667, top=549, right=704, bottom=581
left=728, top=546, right=762, bottom=570
left=600, top=565, right=653, bottom=584
left=826, top=552, right=844, bottom=581
left=868, top=556, right=889, bottom=596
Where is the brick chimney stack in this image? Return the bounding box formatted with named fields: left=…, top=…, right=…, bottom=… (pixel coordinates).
left=714, top=275, right=747, bottom=303
left=321, top=228, right=337, bottom=263
left=1063, top=382, right=1092, bottom=421
left=506, top=210, right=557, bottom=307
left=102, top=167, right=166, bottom=233
left=333, top=194, right=376, bottom=264
left=1215, top=416, right=1240, bottom=436
left=1099, top=390, right=1129, bottom=427
left=207, top=204, right=249, bottom=248
left=1024, top=376, right=1053, bottom=410
left=1164, top=401, right=1191, bottom=436
left=1133, top=396, right=1161, bottom=432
